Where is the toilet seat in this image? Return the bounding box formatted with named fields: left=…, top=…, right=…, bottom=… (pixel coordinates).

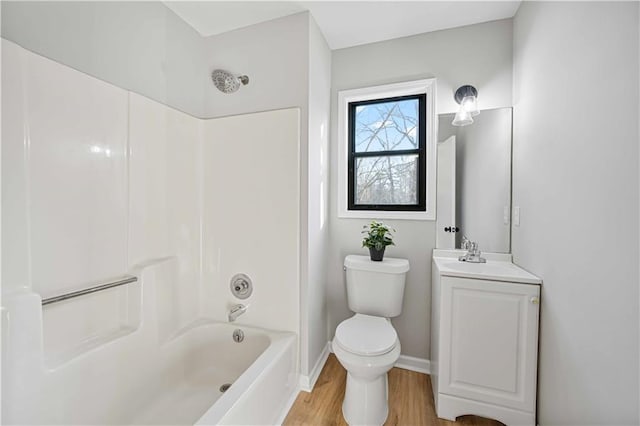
left=334, top=314, right=397, bottom=356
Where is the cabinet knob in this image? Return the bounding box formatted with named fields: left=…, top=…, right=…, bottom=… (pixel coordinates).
left=530, top=296, right=540, bottom=305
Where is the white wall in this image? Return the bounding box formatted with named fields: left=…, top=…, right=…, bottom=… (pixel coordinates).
left=328, top=19, right=514, bottom=359
left=200, top=109, right=300, bottom=334
left=1, top=1, right=206, bottom=117
left=303, top=16, right=331, bottom=376
left=512, top=2, right=639, bottom=424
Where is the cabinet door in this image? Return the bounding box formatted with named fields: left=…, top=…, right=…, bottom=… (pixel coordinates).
left=440, top=277, right=540, bottom=412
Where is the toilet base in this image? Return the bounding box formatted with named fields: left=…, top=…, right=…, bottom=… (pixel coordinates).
left=342, top=372, right=389, bottom=426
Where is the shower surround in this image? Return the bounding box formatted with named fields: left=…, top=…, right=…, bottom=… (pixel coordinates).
left=1, top=38, right=301, bottom=424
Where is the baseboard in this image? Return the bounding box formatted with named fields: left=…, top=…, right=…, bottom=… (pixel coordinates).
left=273, top=383, right=300, bottom=425
left=395, top=354, right=430, bottom=374
left=328, top=340, right=430, bottom=375
left=299, top=341, right=331, bottom=392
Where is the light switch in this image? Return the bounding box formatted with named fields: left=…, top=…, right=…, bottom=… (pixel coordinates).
left=513, top=206, right=520, bottom=227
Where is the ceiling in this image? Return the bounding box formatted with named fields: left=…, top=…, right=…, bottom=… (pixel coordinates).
left=164, top=1, right=521, bottom=50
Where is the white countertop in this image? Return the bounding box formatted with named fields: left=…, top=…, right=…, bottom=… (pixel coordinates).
left=432, top=249, right=542, bottom=285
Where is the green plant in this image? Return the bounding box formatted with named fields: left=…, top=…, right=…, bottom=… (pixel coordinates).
left=361, top=221, right=395, bottom=251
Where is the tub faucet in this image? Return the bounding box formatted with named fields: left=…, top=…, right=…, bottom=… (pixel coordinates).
left=458, top=240, right=487, bottom=263
left=228, top=304, right=248, bottom=322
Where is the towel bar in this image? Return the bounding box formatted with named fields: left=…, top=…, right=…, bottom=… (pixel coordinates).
left=41, top=275, right=137, bottom=306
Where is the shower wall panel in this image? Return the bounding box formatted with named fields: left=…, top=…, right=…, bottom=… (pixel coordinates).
left=201, top=109, right=301, bottom=334
left=128, top=93, right=202, bottom=331
left=2, top=38, right=129, bottom=298
left=1, top=40, right=204, bottom=359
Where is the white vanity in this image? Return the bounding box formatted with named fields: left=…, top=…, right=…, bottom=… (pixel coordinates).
left=431, top=249, right=542, bottom=426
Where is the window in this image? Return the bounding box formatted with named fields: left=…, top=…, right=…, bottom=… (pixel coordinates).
left=348, top=94, right=426, bottom=211
left=338, top=79, right=436, bottom=220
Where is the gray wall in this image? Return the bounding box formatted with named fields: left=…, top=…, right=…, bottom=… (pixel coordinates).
left=1, top=1, right=207, bottom=117
left=0, top=2, right=312, bottom=122
left=201, top=12, right=309, bottom=120
left=328, top=19, right=514, bottom=359
left=304, top=16, right=332, bottom=376
left=512, top=2, right=639, bottom=424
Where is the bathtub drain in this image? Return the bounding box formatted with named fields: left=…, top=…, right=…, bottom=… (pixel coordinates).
left=220, top=383, right=232, bottom=393
left=233, top=329, right=244, bottom=343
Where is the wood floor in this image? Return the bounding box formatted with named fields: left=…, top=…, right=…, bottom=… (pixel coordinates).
left=283, top=354, right=504, bottom=426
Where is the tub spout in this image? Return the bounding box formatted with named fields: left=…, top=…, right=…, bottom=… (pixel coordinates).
left=228, top=304, right=248, bottom=322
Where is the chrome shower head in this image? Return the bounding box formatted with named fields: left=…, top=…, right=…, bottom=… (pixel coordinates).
left=211, top=69, right=249, bottom=94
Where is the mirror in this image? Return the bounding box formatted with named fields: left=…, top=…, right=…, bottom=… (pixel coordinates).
left=436, top=107, right=512, bottom=253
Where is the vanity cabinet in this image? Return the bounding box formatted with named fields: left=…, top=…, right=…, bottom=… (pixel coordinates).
left=431, top=251, right=541, bottom=426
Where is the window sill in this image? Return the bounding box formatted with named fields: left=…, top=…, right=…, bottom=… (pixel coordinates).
left=338, top=209, right=435, bottom=221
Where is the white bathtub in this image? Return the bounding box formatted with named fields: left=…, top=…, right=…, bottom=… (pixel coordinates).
left=133, top=321, right=297, bottom=426
left=1, top=260, right=298, bottom=425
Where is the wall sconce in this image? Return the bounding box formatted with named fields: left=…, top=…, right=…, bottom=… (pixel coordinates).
left=452, top=85, right=479, bottom=126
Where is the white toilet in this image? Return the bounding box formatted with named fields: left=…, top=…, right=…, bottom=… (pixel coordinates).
left=333, top=255, right=410, bottom=426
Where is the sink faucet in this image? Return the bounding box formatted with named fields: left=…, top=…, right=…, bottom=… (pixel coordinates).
left=228, top=304, right=248, bottom=322
left=459, top=240, right=487, bottom=263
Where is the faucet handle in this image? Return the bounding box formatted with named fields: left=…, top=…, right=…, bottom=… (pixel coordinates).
left=461, top=235, right=470, bottom=250
left=470, top=241, right=479, bottom=254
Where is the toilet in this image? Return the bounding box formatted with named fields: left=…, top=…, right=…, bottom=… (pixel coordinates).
left=333, top=255, right=410, bottom=426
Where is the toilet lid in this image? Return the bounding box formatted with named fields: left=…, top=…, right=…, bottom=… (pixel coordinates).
left=335, top=314, right=397, bottom=356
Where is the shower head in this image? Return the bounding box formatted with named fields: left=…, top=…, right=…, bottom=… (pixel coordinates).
left=211, top=69, right=249, bottom=94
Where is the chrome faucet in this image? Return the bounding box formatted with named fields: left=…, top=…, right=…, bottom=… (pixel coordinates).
left=459, top=239, right=487, bottom=263
left=228, top=304, right=248, bottom=322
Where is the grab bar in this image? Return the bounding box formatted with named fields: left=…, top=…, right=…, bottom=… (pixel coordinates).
left=41, top=275, right=137, bottom=306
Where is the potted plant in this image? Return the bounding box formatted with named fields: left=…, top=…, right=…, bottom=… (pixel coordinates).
left=361, top=221, right=395, bottom=261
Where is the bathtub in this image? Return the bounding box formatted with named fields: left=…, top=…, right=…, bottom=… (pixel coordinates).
left=133, top=321, right=297, bottom=426
left=1, top=260, right=298, bottom=425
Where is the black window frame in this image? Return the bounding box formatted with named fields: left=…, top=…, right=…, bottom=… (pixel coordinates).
left=347, top=93, right=427, bottom=212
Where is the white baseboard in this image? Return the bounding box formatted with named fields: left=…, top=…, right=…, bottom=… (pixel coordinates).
left=328, top=340, right=430, bottom=375
left=299, top=341, right=331, bottom=392
left=273, top=384, right=300, bottom=425
left=395, top=354, right=431, bottom=374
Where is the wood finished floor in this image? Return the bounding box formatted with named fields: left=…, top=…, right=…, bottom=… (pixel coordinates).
left=283, top=354, right=504, bottom=426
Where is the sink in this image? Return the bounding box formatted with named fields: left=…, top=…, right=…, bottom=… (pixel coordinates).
left=432, top=251, right=541, bottom=284
left=444, top=261, right=516, bottom=276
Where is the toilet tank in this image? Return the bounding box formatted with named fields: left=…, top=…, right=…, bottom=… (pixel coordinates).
left=344, top=255, right=410, bottom=318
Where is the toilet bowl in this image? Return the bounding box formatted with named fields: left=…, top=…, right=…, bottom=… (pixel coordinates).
left=333, top=314, right=401, bottom=425
left=334, top=255, right=409, bottom=426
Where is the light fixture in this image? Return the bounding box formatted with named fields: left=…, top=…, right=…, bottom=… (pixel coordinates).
left=452, top=108, right=473, bottom=126
left=452, top=85, right=479, bottom=126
